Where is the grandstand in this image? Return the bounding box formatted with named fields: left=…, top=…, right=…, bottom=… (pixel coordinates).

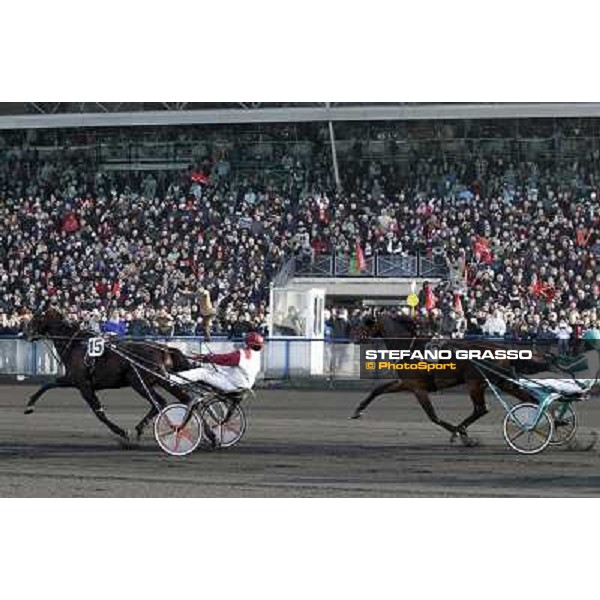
left=1, top=102, right=599, bottom=346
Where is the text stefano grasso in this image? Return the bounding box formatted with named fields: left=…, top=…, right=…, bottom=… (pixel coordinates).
left=364, top=349, right=534, bottom=361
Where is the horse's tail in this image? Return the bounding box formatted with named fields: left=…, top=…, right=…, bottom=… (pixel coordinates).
left=163, top=350, right=174, bottom=372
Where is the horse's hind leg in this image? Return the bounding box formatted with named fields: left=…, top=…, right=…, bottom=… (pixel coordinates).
left=453, top=382, right=489, bottom=446
left=350, top=380, right=405, bottom=419
left=25, top=376, right=73, bottom=414
left=413, top=389, right=459, bottom=437
left=78, top=383, right=129, bottom=441
left=132, top=386, right=170, bottom=441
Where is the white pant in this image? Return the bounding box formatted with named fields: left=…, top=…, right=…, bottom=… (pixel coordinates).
left=171, top=366, right=246, bottom=394
left=522, top=378, right=590, bottom=397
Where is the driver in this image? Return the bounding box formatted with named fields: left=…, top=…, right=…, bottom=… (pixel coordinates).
left=524, top=328, right=600, bottom=396
left=170, top=332, right=265, bottom=394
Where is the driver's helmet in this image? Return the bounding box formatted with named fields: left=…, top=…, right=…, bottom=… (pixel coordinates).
left=245, top=332, right=265, bottom=351
left=583, top=328, right=600, bottom=350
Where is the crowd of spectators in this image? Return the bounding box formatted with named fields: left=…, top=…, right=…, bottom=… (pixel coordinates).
left=1, top=126, right=600, bottom=347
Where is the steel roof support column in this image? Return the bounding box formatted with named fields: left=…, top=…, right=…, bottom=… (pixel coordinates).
left=326, top=102, right=341, bottom=191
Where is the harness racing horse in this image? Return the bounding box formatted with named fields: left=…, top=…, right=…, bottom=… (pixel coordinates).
left=25, top=308, right=194, bottom=443
left=350, top=314, right=550, bottom=446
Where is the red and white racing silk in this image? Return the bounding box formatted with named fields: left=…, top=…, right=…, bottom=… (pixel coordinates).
left=171, top=348, right=262, bottom=393
left=203, top=348, right=262, bottom=390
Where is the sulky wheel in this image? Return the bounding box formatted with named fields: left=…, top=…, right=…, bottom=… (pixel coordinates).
left=549, top=402, right=578, bottom=447
left=154, top=404, right=203, bottom=457
left=503, top=403, right=554, bottom=455
left=200, top=398, right=247, bottom=449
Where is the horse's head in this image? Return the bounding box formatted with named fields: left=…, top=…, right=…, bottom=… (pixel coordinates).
left=351, top=313, right=420, bottom=344
left=389, top=314, right=419, bottom=339
left=25, top=307, right=67, bottom=341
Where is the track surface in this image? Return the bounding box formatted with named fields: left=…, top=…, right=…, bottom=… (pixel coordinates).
left=1, top=385, right=600, bottom=497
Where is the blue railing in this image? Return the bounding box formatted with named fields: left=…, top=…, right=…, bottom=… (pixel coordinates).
left=0, top=335, right=568, bottom=381
left=0, top=337, right=356, bottom=381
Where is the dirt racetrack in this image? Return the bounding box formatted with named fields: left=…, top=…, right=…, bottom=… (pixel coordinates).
left=1, top=384, right=600, bottom=497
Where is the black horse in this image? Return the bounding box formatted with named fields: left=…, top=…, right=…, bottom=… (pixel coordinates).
left=25, top=308, right=194, bottom=443
left=350, top=314, right=551, bottom=446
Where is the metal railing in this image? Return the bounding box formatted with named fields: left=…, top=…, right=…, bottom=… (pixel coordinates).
left=290, top=254, right=448, bottom=279
left=0, top=337, right=575, bottom=382
left=377, top=255, right=419, bottom=278
left=294, top=255, right=334, bottom=277
left=0, top=337, right=362, bottom=382
left=272, top=257, right=296, bottom=288
left=334, top=256, right=376, bottom=277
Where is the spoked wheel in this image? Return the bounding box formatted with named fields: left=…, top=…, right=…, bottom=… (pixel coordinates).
left=154, top=404, right=203, bottom=457
left=200, top=398, right=247, bottom=449
left=549, top=402, right=578, bottom=446
left=503, top=403, right=554, bottom=455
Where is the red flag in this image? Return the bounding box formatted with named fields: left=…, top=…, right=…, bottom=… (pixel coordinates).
left=62, top=212, right=80, bottom=234
left=454, top=293, right=463, bottom=315
left=577, top=228, right=593, bottom=247
left=191, top=172, right=210, bottom=185
left=473, top=236, right=493, bottom=264
left=531, top=280, right=543, bottom=296
left=356, top=242, right=366, bottom=272
left=531, top=280, right=555, bottom=301
left=425, top=288, right=436, bottom=313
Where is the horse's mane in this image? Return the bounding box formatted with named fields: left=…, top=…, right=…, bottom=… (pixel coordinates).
left=379, top=314, right=417, bottom=338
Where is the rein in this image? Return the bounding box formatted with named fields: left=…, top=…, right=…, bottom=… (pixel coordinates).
left=36, top=327, right=92, bottom=369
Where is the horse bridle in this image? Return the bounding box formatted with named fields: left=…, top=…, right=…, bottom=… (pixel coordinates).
left=32, top=319, right=92, bottom=367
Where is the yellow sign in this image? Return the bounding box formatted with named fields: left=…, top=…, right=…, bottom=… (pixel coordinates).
left=406, top=294, right=419, bottom=308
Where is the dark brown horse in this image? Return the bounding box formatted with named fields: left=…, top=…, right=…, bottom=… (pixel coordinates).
left=350, top=314, right=550, bottom=446
left=25, top=308, right=194, bottom=443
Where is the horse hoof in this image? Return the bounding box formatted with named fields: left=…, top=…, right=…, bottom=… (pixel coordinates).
left=567, top=431, right=598, bottom=452
left=24, top=408, right=34, bottom=415
left=115, top=433, right=136, bottom=449
left=460, top=435, right=480, bottom=448
left=587, top=430, right=599, bottom=451
left=350, top=412, right=363, bottom=421
left=127, top=430, right=142, bottom=448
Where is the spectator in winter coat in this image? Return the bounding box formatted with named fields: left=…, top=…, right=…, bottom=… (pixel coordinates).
left=101, top=310, right=127, bottom=336
left=128, top=309, right=152, bottom=337
left=555, top=320, right=573, bottom=356
left=199, top=289, right=216, bottom=341
left=482, top=310, right=507, bottom=337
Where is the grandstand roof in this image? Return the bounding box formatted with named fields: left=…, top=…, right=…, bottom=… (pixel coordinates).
left=2, top=103, right=600, bottom=129
left=0, top=102, right=464, bottom=115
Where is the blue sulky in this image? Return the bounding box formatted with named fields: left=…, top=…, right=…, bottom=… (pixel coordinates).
left=471, top=335, right=600, bottom=455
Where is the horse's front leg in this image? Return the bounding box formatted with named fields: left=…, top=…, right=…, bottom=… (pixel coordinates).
left=25, top=376, right=73, bottom=415
left=350, top=380, right=405, bottom=419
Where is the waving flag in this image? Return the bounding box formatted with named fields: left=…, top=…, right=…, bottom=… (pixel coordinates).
left=454, top=293, right=463, bottom=315
left=191, top=172, right=210, bottom=185
left=425, top=287, right=436, bottom=313
left=577, top=228, right=593, bottom=247
left=531, top=280, right=555, bottom=302
left=473, top=236, right=493, bottom=264
left=355, top=242, right=366, bottom=272
left=349, top=241, right=367, bottom=274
